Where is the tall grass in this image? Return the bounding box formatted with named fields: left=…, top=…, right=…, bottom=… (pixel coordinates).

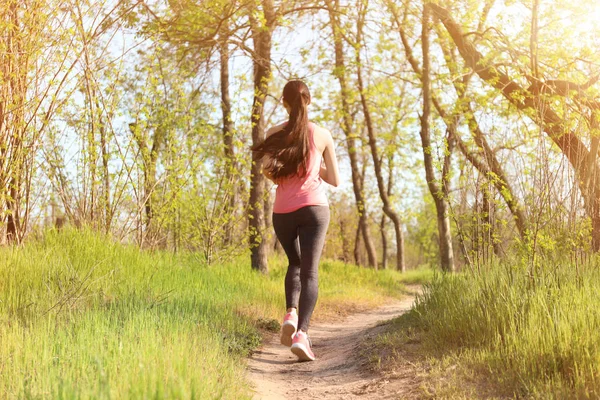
left=407, top=258, right=600, bottom=398
left=0, top=228, right=410, bottom=398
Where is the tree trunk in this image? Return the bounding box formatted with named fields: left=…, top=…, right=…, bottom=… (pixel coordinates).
left=355, top=7, right=405, bottom=271
left=339, top=217, right=351, bottom=263
left=99, top=106, right=111, bottom=234
left=421, top=4, right=455, bottom=272
left=146, top=158, right=156, bottom=234
left=248, top=0, right=274, bottom=273
left=6, top=177, right=19, bottom=243
left=380, top=214, right=388, bottom=269
left=325, top=0, right=377, bottom=268
left=353, top=2, right=405, bottom=271
left=530, top=0, right=539, bottom=79
left=354, top=221, right=363, bottom=266
left=264, top=188, right=274, bottom=251
left=387, top=154, right=405, bottom=271
left=220, top=38, right=237, bottom=246
left=130, top=120, right=164, bottom=245
left=2, top=2, right=27, bottom=244
left=482, top=186, right=502, bottom=258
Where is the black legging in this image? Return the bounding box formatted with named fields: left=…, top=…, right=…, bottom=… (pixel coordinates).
left=272, top=205, right=330, bottom=333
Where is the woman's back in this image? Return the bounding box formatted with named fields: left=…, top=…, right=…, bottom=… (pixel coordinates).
left=273, top=122, right=329, bottom=213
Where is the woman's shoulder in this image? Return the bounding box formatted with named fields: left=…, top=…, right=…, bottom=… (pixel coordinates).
left=266, top=120, right=288, bottom=138
left=309, top=123, right=333, bottom=151
left=310, top=123, right=332, bottom=140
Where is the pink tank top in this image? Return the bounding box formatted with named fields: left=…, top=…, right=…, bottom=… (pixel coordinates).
left=273, top=122, right=329, bottom=213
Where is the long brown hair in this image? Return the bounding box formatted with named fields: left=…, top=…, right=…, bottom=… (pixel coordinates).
left=252, top=80, right=311, bottom=180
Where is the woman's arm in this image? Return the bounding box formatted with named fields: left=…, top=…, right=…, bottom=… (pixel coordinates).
left=319, top=130, right=340, bottom=187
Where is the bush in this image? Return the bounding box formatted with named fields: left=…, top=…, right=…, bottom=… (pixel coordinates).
left=409, top=257, right=600, bottom=398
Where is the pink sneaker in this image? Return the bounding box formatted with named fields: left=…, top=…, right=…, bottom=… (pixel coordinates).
left=291, top=330, right=315, bottom=361
left=280, top=311, right=298, bottom=347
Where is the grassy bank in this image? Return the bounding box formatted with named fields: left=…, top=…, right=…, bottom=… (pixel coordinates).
left=0, top=229, right=417, bottom=399
left=374, top=258, right=600, bottom=398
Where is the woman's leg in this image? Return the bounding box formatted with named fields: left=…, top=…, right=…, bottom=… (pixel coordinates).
left=272, top=212, right=302, bottom=310
left=296, top=206, right=330, bottom=333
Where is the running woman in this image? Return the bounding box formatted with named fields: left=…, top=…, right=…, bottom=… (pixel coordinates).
left=252, top=80, right=340, bottom=361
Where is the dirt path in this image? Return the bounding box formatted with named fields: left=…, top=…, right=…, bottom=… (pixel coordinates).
left=247, top=289, right=421, bottom=399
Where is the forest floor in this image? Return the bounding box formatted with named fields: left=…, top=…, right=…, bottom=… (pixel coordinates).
left=246, top=286, right=424, bottom=399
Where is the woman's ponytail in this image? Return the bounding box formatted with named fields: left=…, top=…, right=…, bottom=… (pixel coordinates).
left=252, top=80, right=311, bottom=180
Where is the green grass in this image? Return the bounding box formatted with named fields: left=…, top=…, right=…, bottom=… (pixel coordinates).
left=0, top=228, right=414, bottom=399
left=380, top=258, right=600, bottom=399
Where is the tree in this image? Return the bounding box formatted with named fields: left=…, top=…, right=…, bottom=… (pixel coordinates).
left=244, top=0, right=277, bottom=273
left=325, top=0, right=378, bottom=268
left=1, top=0, right=134, bottom=243
left=420, top=3, right=455, bottom=272
left=428, top=2, right=600, bottom=251
left=354, top=0, right=405, bottom=271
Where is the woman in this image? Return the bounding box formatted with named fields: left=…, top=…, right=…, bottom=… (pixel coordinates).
left=253, top=80, right=340, bottom=361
